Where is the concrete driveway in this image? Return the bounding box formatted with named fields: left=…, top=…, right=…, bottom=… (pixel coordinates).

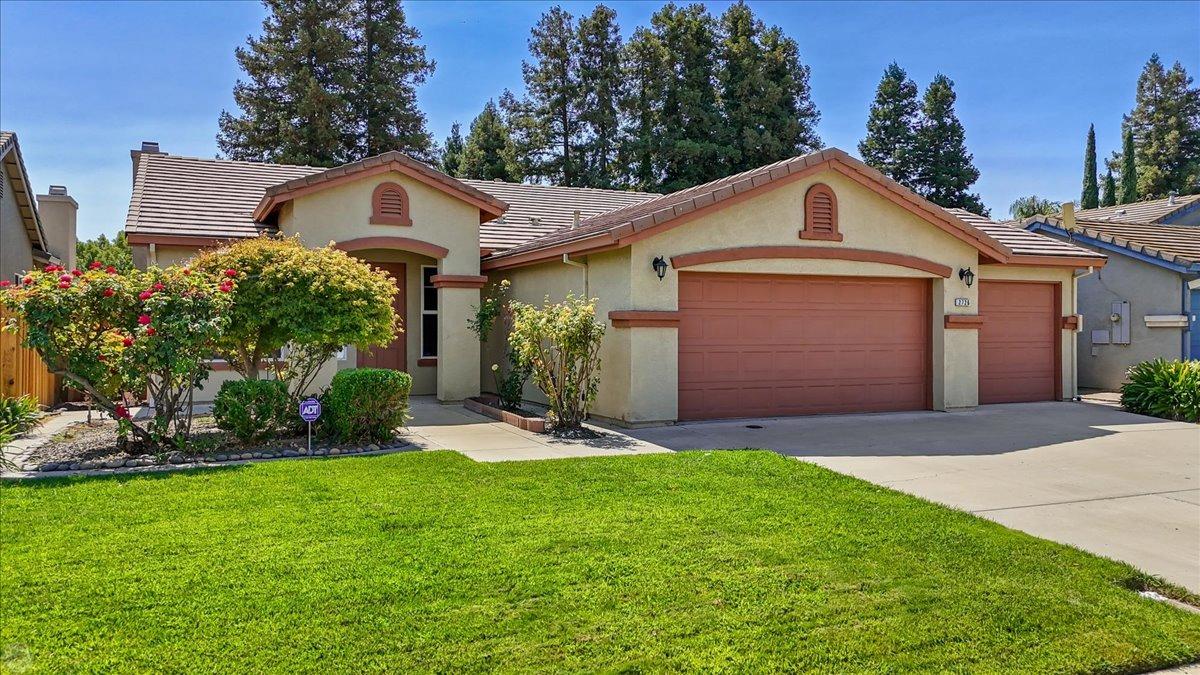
left=623, top=402, right=1200, bottom=593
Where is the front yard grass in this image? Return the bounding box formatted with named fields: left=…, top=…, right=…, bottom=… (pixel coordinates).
left=2, top=450, right=1199, bottom=673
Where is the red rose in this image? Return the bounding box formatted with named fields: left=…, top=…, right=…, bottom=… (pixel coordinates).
left=0, top=280, right=10, bottom=288
left=183, top=268, right=192, bottom=275
left=224, top=269, right=237, bottom=277
left=115, top=404, right=130, bottom=419
left=139, top=290, right=153, bottom=300
left=89, top=261, right=103, bottom=270
left=153, top=282, right=165, bottom=291
left=58, top=280, right=71, bottom=289
left=44, top=264, right=57, bottom=272
left=102, top=288, right=115, bottom=297
left=123, top=337, right=134, bottom=347
left=59, top=274, right=73, bottom=282
left=138, top=314, right=151, bottom=325
left=97, top=354, right=106, bottom=362
left=71, top=269, right=82, bottom=277
left=106, top=266, right=117, bottom=274
left=145, top=327, right=157, bottom=336
left=22, top=276, right=33, bottom=285
left=218, top=280, right=233, bottom=293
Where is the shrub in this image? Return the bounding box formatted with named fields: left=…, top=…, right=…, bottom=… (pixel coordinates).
left=1121, top=358, right=1200, bottom=423
left=508, top=294, right=604, bottom=431
left=322, top=368, right=411, bottom=443
left=0, top=395, right=41, bottom=433
left=213, top=379, right=290, bottom=444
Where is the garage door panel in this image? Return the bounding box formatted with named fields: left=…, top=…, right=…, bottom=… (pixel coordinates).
left=678, top=273, right=930, bottom=420
left=979, top=281, right=1058, bottom=404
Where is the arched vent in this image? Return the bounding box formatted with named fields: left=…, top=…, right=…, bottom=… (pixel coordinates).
left=801, top=183, right=842, bottom=241
left=370, top=182, right=413, bottom=226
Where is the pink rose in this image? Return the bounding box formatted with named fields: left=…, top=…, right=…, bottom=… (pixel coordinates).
left=139, top=290, right=153, bottom=301
left=138, top=314, right=151, bottom=325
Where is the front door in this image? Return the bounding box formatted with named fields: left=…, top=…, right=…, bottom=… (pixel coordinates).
left=357, top=262, right=407, bottom=370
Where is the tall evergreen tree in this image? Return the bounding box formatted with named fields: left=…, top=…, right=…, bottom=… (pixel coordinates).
left=717, top=2, right=820, bottom=173
left=1081, top=124, right=1099, bottom=209
left=913, top=74, right=987, bottom=214
left=653, top=3, right=729, bottom=192
left=520, top=6, right=582, bottom=185
left=1120, top=127, right=1138, bottom=204
left=440, top=122, right=465, bottom=176
left=349, top=0, right=435, bottom=160
left=619, top=27, right=667, bottom=191
left=859, top=62, right=921, bottom=189
left=218, top=0, right=356, bottom=166
left=576, top=5, right=624, bottom=188
left=1124, top=55, right=1200, bottom=197
left=1101, top=169, right=1117, bottom=207
left=460, top=100, right=522, bottom=182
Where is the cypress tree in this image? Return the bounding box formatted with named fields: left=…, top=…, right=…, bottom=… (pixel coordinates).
left=440, top=122, right=465, bottom=177
left=521, top=6, right=582, bottom=185
left=1123, top=55, right=1200, bottom=197
left=913, top=74, right=987, bottom=215
left=859, top=62, right=921, bottom=189
left=619, top=27, right=666, bottom=191
left=218, top=0, right=356, bottom=166
left=576, top=5, right=624, bottom=188
left=1081, top=124, right=1099, bottom=209
left=1101, top=169, right=1117, bottom=207
left=1119, top=128, right=1138, bottom=204
left=460, top=100, right=522, bottom=182
left=349, top=0, right=435, bottom=160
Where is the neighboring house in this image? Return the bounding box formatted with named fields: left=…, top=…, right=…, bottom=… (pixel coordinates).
left=124, top=143, right=1105, bottom=424
left=1022, top=197, right=1200, bottom=390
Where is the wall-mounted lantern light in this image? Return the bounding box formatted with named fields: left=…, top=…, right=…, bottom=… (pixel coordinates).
left=958, top=267, right=975, bottom=288
left=652, top=256, right=668, bottom=281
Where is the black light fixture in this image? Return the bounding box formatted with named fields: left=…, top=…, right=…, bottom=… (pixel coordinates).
left=652, top=256, right=668, bottom=281
left=958, top=267, right=975, bottom=287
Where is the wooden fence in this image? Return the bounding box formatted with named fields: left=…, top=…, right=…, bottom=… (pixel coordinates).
left=0, top=308, right=58, bottom=405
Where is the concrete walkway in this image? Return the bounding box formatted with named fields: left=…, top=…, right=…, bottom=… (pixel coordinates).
left=402, top=397, right=670, bottom=462
left=624, top=402, right=1200, bottom=593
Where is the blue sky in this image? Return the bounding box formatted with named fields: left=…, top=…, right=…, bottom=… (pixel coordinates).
left=1, top=0, right=1197, bottom=240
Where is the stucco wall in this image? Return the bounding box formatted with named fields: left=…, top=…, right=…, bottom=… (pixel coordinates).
left=0, top=170, right=34, bottom=280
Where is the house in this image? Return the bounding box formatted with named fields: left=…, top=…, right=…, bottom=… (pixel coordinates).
left=124, top=143, right=1106, bottom=424
left=0, top=131, right=78, bottom=282
left=1023, top=196, right=1200, bottom=390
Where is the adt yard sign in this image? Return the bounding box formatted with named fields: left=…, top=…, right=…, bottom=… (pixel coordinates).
left=300, top=398, right=321, bottom=452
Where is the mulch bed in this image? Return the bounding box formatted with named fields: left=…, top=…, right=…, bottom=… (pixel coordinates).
left=22, top=416, right=409, bottom=473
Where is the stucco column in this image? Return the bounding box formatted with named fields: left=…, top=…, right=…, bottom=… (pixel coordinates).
left=432, top=276, right=486, bottom=402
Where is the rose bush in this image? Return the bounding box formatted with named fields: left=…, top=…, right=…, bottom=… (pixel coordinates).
left=1, top=262, right=231, bottom=449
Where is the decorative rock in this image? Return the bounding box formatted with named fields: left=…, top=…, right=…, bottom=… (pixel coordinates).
left=368, top=444, right=380, bottom=451
left=70, top=463, right=81, bottom=471
left=80, top=460, right=98, bottom=470
left=283, top=449, right=299, bottom=458
left=104, top=458, right=125, bottom=469
left=314, top=449, right=327, bottom=456
left=39, top=463, right=58, bottom=472
left=167, top=452, right=186, bottom=465
left=329, top=448, right=341, bottom=456
left=215, top=454, right=227, bottom=462
left=141, top=458, right=155, bottom=467
left=124, top=459, right=140, bottom=468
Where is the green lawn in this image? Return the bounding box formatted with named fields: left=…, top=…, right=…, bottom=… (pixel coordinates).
left=2, top=451, right=1199, bottom=673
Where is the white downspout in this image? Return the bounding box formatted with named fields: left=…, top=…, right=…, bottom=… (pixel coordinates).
left=1071, top=266, right=1095, bottom=400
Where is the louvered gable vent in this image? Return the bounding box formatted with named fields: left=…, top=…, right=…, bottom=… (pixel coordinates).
left=801, top=183, right=842, bottom=241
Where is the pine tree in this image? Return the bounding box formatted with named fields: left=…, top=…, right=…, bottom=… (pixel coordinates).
left=218, top=0, right=356, bottom=166
left=619, top=27, right=666, bottom=191
left=520, top=6, right=582, bottom=185
left=1123, top=55, right=1200, bottom=198
left=349, top=0, right=435, bottom=160
left=576, top=5, right=624, bottom=188
left=1081, top=124, right=1099, bottom=209
left=717, top=2, right=820, bottom=174
left=441, top=122, right=465, bottom=176
left=859, top=62, right=921, bottom=189
left=1101, top=169, right=1117, bottom=207
left=913, top=74, right=987, bottom=215
left=1120, top=127, right=1138, bottom=204
left=654, top=3, right=729, bottom=192
left=460, top=100, right=522, bottom=182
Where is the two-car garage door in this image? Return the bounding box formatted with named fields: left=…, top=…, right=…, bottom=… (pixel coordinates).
left=677, top=273, right=930, bottom=420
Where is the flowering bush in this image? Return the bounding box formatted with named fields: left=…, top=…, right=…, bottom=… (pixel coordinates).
left=191, top=237, right=398, bottom=404
left=0, top=262, right=231, bottom=449
left=507, top=294, right=604, bottom=431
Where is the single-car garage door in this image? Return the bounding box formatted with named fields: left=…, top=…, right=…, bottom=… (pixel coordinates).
left=677, top=273, right=930, bottom=420
left=978, top=281, right=1059, bottom=404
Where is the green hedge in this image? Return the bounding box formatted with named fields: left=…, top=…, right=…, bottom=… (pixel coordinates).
left=322, top=368, right=411, bottom=443
left=213, top=379, right=290, bottom=443
left=1121, top=358, right=1200, bottom=423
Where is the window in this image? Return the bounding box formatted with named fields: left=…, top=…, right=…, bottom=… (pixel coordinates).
left=800, top=183, right=842, bottom=241
left=421, top=266, right=438, bottom=358
left=370, top=182, right=413, bottom=226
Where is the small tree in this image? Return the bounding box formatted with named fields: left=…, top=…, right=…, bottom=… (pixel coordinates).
left=1009, top=195, right=1061, bottom=220
left=508, top=294, right=604, bottom=431
left=0, top=263, right=231, bottom=449
left=191, top=237, right=398, bottom=402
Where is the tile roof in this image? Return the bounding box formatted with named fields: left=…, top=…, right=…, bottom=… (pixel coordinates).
left=945, top=208, right=1105, bottom=261
left=125, top=154, right=322, bottom=239
left=0, top=131, right=48, bottom=252
left=463, top=180, right=658, bottom=251
left=484, top=148, right=1013, bottom=266
left=1073, top=194, right=1200, bottom=224
left=1026, top=215, right=1200, bottom=268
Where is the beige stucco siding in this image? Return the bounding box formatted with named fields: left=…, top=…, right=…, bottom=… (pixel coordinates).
left=0, top=170, right=34, bottom=280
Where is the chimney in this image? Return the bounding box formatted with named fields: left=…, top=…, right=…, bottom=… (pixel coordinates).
left=36, top=185, right=79, bottom=270
left=1168, top=192, right=1178, bottom=205
left=572, top=209, right=581, bottom=229
left=1061, top=201, right=1076, bottom=231
left=131, top=140, right=165, bottom=183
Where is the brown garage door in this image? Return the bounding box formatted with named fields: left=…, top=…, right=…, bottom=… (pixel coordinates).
left=677, top=273, right=930, bottom=420
left=978, top=281, right=1059, bottom=404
